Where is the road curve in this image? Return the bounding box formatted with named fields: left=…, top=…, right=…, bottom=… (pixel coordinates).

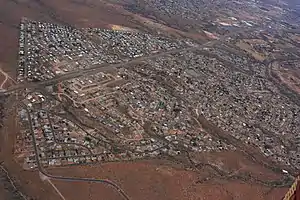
left=23, top=105, right=131, bottom=200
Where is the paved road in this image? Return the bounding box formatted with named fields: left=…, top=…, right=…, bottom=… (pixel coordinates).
left=1, top=45, right=202, bottom=95
left=0, top=25, right=262, bottom=199
left=23, top=105, right=131, bottom=200
left=0, top=25, right=258, bottom=96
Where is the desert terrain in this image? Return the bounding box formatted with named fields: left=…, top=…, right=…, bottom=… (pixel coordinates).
left=0, top=0, right=296, bottom=200
left=48, top=157, right=287, bottom=200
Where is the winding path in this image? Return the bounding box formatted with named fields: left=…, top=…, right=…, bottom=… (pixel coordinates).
left=0, top=68, right=16, bottom=89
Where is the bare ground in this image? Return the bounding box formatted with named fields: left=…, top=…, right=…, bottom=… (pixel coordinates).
left=48, top=160, right=288, bottom=200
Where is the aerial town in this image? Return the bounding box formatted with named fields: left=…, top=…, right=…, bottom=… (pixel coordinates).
left=119, top=0, right=292, bottom=39
left=9, top=16, right=299, bottom=175
left=0, top=0, right=300, bottom=199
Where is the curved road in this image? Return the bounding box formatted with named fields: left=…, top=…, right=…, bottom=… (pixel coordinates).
left=24, top=105, right=131, bottom=200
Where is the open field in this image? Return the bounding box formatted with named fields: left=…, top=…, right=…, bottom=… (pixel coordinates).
left=0, top=162, right=60, bottom=200
left=236, top=41, right=266, bottom=61
left=0, top=72, right=5, bottom=88
left=271, top=61, right=300, bottom=97
left=48, top=159, right=288, bottom=200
